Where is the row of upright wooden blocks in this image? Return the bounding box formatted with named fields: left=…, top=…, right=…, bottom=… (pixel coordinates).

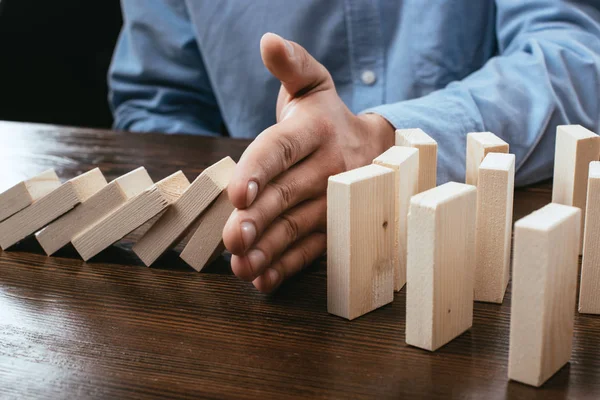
left=0, top=158, right=238, bottom=271
left=327, top=125, right=600, bottom=387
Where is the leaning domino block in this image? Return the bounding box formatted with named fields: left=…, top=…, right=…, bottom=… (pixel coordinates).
left=132, top=157, right=236, bottom=266
left=0, top=168, right=106, bottom=250
left=35, top=167, right=153, bottom=255
left=474, top=153, right=515, bottom=303
left=327, top=164, right=395, bottom=320
left=72, top=171, right=190, bottom=261
left=180, top=191, right=234, bottom=271
left=552, top=125, right=600, bottom=252
left=579, top=162, right=600, bottom=314
left=508, top=203, right=580, bottom=387
left=0, top=169, right=61, bottom=222
left=395, top=128, right=437, bottom=193
left=406, top=182, right=477, bottom=351
left=465, top=132, right=509, bottom=186
left=373, top=146, right=419, bottom=291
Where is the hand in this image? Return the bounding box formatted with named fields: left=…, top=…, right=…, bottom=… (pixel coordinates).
left=223, top=33, right=394, bottom=293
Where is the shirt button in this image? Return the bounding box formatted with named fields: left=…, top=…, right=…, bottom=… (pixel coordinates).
left=361, top=70, right=377, bottom=85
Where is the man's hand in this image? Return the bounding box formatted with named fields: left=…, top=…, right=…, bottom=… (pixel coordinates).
left=223, top=33, right=394, bottom=293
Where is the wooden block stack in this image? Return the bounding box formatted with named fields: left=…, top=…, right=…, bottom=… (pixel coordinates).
left=395, top=129, right=437, bottom=193
left=465, top=132, right=509, bottom=186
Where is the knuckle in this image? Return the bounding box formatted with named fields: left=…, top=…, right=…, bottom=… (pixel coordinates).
left=276, top=135, right=299, bottom=167
left=279, top=213, right=301, bottom=243
left=270, top=180, right=295, bottom=208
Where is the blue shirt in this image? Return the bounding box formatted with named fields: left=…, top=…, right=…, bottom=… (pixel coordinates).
left=109, top=1, right=600, bottom=186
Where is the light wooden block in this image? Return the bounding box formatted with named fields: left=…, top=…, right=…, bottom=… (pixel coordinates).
left=180, top=191, right=234, bottom=271
left=406, top=182, right=477, bottom=351
left=72, top=171, right=190, bottom=261
left=373, top=146, right=419, bottom=291
left=327, top=164, right=395, bottom=320
left=395, top=128, right=437, bottom=193
left=0, top=169, right=106, bottom=250
left=465, top=132, right=509, bottom=186
left=579, top=162, right=600, bottom=314
left=508, top=203, right=580, bottom=387
left=552, top=125, right=600, bottom=253
left=35, top=167, right=153, bottom=255
left=474, top=153, right=515, bottom=303
left=0, top=169, right=61, bottom=222
left=132, top=157, right=236, bottom=266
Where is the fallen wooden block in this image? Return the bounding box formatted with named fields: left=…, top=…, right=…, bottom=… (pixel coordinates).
left=508, top=203, right=580, bottom=387
left=0, top=169, right=61, bottom=222
left=373, top=146, right=419, bottom=291
left=406, top=182, right=477, bottom=351
left=579, top=162, right=600, bottom=314
left=465, top=131, right=509, bottom=186
left=327, top=164, right=395, bottom=320
left=180, top=191, right=234, bottom=271
left=72, top=171, right=190, bottom=261
left=395, top=128, right=437, bottom=193
left=552, top=124, right=600, bottom=252
left=132, top=157, right=236, bottom=266
left=474, top=153, right=515, bottom=303
left=0, top=168, right=106, bottom=250
left=35, top=167, right=153, bottom=255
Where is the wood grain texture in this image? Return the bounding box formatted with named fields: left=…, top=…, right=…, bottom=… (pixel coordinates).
left=579, top=162, right=600, bottom=314
left=35, top=167, right=153, bottom=255
left=474, top=153, right=515, bottom=303
left=0, top=168, right=106, bottom=250
left=72, top=171, right=190, bottom=261
left=327, top=164, right=395, bottom=320
left=509, top=203, right=580, bottom=387
left=465, top=132, right=509, bottom=186
left=373, top=146, right=419, bottom=291
left=406, top=182, right=477, bottom=351
left=0, top=169, right=61, bottom=222
left=395, top=128, right=437, bottom=192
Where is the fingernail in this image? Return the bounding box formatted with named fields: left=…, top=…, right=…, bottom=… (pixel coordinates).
left=240, top=221, right=257, bottom=249
left=246, top=249, right=266, bottom=275
left=267, top=268, right=280, bottom=286
left=246, top=181, right=258, bottom=207
left=284, top=40, right=294, bottom=57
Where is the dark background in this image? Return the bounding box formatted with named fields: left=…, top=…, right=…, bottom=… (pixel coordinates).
left=0, top=0, right=123, bottom=128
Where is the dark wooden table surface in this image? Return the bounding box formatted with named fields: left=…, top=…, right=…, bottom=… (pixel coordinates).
left=1, top=121, right=599, bottom=399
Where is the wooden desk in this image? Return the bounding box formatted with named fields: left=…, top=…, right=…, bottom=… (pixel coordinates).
left=1, top=121, right=599, bottom=399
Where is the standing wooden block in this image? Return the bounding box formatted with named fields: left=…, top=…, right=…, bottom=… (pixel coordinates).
left=406, top=182, right=477, bottom=351
left=180, top=191, right=234, bottom=271
left=579, top=162, right=600, bottom=314
left=373, top=146, right=419, bottom=291
left=508, top=203, right=580, bottom=387
left=132, top=157, right=236, bottom=266
left=0, top=169, right=106, bottom=250
left=327, top=164, right=395, bottom=320
left=395, top=128, right=437, bottom=193
left=465, top=132, right=509, bottom=186
left=474, top=153, right=515, bottom=303
left=552, top=125, right=600, bottom=252
left=0, top=169, right=61, bottom=222
left=72, top=171, right=190, bottom=261
left=35, top=167, right=153, bottom=255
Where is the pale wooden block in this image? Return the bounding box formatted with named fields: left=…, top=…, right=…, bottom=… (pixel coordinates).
left=0, top=169, right=106, bottom=250
left=180, top=191, right=234, bottom=271
left=579, top=162, right=600, bottom=314
left=72, top=171, right=190, bottom=261
left=373, top=146, right=419, bottom=291
left=406, top=182, right=477, bottom=351
left=35, top=167, right=153, bottom=255
left=327, top=164, right=395, bottom=320
left=395, top=129, right=437, bottom=193
left=465, top=131, right=509, bottom=186
left=508, top=203, right=580, bottom=387
left=474, top=153, right=515, bottom=303
left=0, top=169, right=61, bottom=222
left=132, top=157, right=236, bottom=266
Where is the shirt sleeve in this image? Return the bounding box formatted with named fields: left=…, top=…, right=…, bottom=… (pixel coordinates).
left=365, top=1, right=600, bottom=186
left=108, top=0, right=223, bottom=136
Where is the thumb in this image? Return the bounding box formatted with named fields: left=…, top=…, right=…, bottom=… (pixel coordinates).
left=260, top=32, right=333, bottom=98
